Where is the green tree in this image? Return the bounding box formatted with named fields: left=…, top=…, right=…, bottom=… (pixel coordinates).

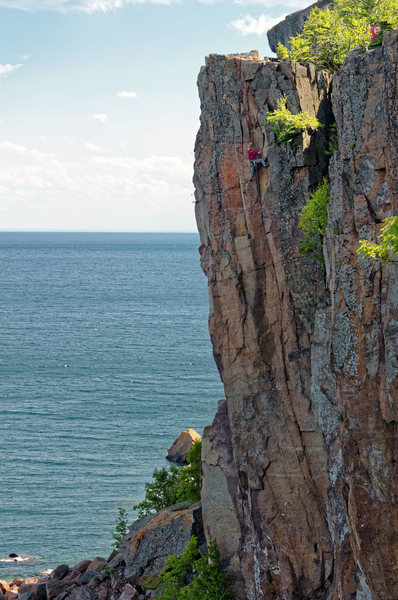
left=134, top=465, right=180, bottom=518
left=276, top=42, right=289, bottom=60
left=112, top=507, right=129, bottom=550
left=176, top=441, right=203, bottom=503
left=146, top=537, right=230, bottom=600
left=299, top=178, right=330, bottom=261
left=134, top=441, right=203, bottom=518
left=265, top=97, right=322, bottom=144
left=278, top=0, right=398, bottom=70
left=357, top=216, right=398, bottom=264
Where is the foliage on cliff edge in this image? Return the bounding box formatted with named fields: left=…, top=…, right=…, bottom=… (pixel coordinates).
left=265, top=97, right=322, bottom=143
left=134, top=440, right=203, bottom=518
left=146, top=536, right=230, bottom=600
left=357, top=216, right=398, bottom=263
left=277, top=0, right=398, bottom=70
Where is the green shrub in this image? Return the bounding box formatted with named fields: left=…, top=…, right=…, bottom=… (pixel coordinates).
left=146, top=536, right=230, bottom=600
left=279, top=0, right=398, bottom=71
left=299, top=178, right=330, bottom=261
left=265, top=97, right=322, bottom=144
left=112, top=507, right=129, bottom=550
left=326, top=123, right=339, bottom=156
left=134, top=441, right=203, bottom=518
left=357, top=216, right=398, bottom=264
left=276, top=42, right=289, bottom=60
left=176, top=440, right=203, bottom=503
left=134, top=465, right=180, bottom=518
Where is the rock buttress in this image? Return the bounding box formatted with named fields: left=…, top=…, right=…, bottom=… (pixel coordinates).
left=194, top=35, right=398, bottom=600
left=320, top=31, right=398, bottom=600
left=194, top=54, right=335, bottom=599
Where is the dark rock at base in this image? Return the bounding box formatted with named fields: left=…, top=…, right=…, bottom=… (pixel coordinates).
left=18, top=592, right=37, bottom=600
left=69, top=588, right=94, bottom=600
left=120, top=502, right=204, bottom=587
left=70, top=561, right=91, bottom=575
left=77, top=572, right=97, bottom=587
left=52, top=566, right=69, bottom=582
left=106, top=551, right=118, bottom=564
left=8, top=554, right=19, bottom=559
left=119, top=584, right=137, bottom=600
left=108, top=554, right=124, bottom=569
left=36, top=583, right=47, bottom=600
left=86, top=559, right=106, bottom=573
left=46, top=580, right=65, bottom=600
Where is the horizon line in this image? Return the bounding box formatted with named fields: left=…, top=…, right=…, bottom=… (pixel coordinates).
left=0, top=229, right=199, bottom=234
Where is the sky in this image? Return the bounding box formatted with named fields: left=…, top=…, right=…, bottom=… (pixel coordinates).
left=0, top=0, right=312, bottom=232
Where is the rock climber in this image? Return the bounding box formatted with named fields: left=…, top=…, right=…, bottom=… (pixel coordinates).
left=370, top=24, right=381, bottom=43
left=248, top=144, right=268, bottom=180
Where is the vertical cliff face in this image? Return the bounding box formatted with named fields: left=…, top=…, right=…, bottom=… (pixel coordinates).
left=194, top=34, right=398, bottom=600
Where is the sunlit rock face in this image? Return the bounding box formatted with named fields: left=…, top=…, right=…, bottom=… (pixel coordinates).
left=194, top=33, right=398, bottom=600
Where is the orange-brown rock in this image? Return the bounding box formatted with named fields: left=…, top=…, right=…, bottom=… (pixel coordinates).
left=0, top=584, right=10, bottom=596
left=195, top=51, right=334, bottom=600
left=166, top=428, right=201, bottom=463
left=194, top=32, right=398, bottom=600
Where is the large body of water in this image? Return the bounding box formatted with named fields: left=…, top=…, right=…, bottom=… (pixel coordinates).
left=0, top=232, right=223, bottom=582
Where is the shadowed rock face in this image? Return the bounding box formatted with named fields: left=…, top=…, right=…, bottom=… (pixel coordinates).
left=267, top=0, right=330, bottom=53
left=194, top=34, right=398, bottom=600
left=324, top=31, right=398, bottom=599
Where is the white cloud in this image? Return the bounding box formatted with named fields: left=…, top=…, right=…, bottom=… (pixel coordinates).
left=0, top=139, right=195, bottom=231
left=84, top=142, right=108, bottom=152
left=117, top=91, right=138, bottom=98
left=0, top=63, right=23, bottom=78
left=92, top=113, right=107, bottom=123
left=234, top=0, right=309, bottom=6
left=229, top=13, right=287, bottom=34
left=0, top=0, right=175, bottom=11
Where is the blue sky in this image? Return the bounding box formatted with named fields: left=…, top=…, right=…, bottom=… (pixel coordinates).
left=0, top=0, right=310, bottom=231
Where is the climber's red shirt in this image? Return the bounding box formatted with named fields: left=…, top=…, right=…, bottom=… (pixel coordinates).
left=248, top=149, right=260, bottom=161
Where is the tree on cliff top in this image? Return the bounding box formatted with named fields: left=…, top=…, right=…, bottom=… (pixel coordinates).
left=277, top=0, right=398, bottom=70
left=134, top=440, right=203, bottom=518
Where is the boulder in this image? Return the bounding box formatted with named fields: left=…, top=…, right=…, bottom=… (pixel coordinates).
left=17, top=585, right=39, bottom=596
left=166, top=429, right=201, bottom=464
left=18, top=592, right=37, bottom=600
left=70, top=560, right=91, bottom=574
left=51, top=565, right=69, bottom=581
left=266, top=0, right=330, bottom=52
left=106, top=550, right=118, bottom=564
left=4, top=591, right=18, bottom=600
left=36, top=583, right=47, bottom=600
left=45, top=580, right=65, bottom=600
left=69, top=588, right=94, bottom=600
left=120, top=502, right=204, bottom=587
left=0, top=584, right=9, bottom=596
left=9, top=579, right=23, bottom=590
left=86, top=558, right=107, bottom=573
left=77, top=572, right=97, bottom=587
left=119, top=584, right=137, bottom=600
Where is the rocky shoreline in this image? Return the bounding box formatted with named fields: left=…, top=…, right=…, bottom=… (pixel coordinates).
left=0, top=502, right=204, bottom=600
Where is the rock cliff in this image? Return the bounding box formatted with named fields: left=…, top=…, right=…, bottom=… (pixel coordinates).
left=267, top=0, right=330, bottom=53
left=194, top=32, right=398, bottom=600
